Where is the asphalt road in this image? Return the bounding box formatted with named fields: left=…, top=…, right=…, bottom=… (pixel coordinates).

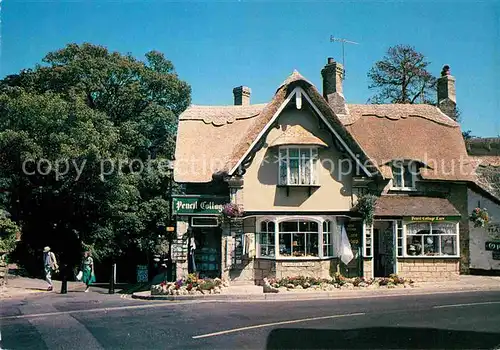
left=1, top=289, right=500, bottom=350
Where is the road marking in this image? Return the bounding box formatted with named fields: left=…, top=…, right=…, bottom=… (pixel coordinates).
left=0, top=300, right=210, bottom=321
left=192, top=312, right=365, bottom=339
left=434, top=301, right=500, bottom=309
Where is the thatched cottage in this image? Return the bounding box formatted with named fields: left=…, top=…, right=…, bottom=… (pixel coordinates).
left=172, top=58, right=499, bottom=283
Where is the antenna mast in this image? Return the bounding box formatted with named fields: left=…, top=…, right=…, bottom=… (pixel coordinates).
left=330, top=36, right=359, bottom=80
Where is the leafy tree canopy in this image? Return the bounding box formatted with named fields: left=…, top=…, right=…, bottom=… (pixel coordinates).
left=367, top=44, right=436, bottom=104
left=0, top=43, right=190, bottom=275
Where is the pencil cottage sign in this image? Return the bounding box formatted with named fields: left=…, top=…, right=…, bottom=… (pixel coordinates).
left=172, top=195, right=228, bottom=215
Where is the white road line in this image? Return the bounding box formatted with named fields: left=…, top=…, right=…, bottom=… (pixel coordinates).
left=434, top=301, right=500, bottom=309
left=192, top=312, right=365, bottom=339
left=0, top=300, right=209, bottom=321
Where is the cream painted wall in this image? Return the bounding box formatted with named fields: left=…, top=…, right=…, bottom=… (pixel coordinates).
left=468, top=188, right=500, bottom=271
left=243, top=106, right=356, bottom=212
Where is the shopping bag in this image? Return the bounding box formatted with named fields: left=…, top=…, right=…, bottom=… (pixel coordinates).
left=76, top=271, right=83, bottom=281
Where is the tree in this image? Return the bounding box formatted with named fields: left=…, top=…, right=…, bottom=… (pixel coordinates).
left=367, top=45, right=437, bottom=104
left=0, top=43, right=190, bottom=277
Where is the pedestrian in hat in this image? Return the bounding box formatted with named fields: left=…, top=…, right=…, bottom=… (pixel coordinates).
left=43, top=246, right=58, bottom=291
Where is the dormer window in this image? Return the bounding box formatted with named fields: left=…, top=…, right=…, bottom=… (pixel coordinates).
left=392, top=161, right=418, bottom=190
left=278, top=147, right=319, bottom=186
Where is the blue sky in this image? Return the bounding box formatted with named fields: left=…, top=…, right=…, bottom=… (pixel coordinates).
left=2, top=0, right=499, bottom=136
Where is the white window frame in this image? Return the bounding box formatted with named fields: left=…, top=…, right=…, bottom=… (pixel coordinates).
left=255, top=216, right=336, bottom=260
left=403, top=221, right=460, bottom=258
left=278, top=146, right=319, bottom=186
left=363, top=222, right=373, bottom=257
left=391, top=161, right=418, bottom=191
left=190, top=216, right=219, bottom=227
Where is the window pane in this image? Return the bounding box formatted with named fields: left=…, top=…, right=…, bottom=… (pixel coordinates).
left=403, top=166, right=413, bottom=187
left=323, top=220, right=330, bottom=233
left=289, top=148, right=299, bottom=157
left=260, top=221, right=268, bottom=232
left=423, top=235, right=440, bottom=256
left=407, top=235, right=423, bottom=255
left=268, top=221, right=275, bottom=232
left=323, top=233, right=330, bottom=245
left=280, top=221, right=298, bottom=232
left=441, top=235, right=456, bottom=255
left=432, top=223, right=456, bottom=234
left=301, top=156, right=311, bottom=185
left=279, top=158, right=287, bottom=185
left=306, top=233, right=319, bottom=256
left=392, top=166, right=403, bottom=187
left=406, top=223, right=429, bottom=235
left=300, top=149, right=310, bottom=158
left=279, top=149, right=287, bottom=158
left=289, top=159, right=299, bottom=184
left=279, top=233, right=292, bottom=256
left=299, top=221, right=318, bottom=232
left=292, top=233, right=305, bottom=257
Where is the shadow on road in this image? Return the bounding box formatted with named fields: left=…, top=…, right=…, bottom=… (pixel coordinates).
left=266, top=327, right=500, bottom=349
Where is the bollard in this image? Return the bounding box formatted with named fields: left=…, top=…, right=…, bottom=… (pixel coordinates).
left=60, top=264, right=68, bottom=294
left=108, top=263, right=116, bottom=294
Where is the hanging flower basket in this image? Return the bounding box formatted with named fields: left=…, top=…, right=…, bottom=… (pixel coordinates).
left=469, top=207, right=489, bottom=228
left=221, top=203, right=243, bottom=222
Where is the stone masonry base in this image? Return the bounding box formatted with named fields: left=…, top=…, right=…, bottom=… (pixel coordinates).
left=397, top=258, right=460, bottom=282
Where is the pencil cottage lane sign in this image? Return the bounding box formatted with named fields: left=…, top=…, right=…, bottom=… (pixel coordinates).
left=172, top=195, right=229, bottom=215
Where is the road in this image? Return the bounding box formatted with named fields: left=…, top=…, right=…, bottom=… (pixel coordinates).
left=1, top=288, right=500, bottom=349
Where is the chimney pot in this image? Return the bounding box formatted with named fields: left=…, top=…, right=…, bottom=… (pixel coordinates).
left=437, top=65, right=457, bottom=120
left=321, top=57, right=347, bottom=115
left=233, top=86, right=251, bottom=106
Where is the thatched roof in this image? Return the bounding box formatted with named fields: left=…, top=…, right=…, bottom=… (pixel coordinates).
left=268, top=124, right=328, bottom=148
left=375, top=196, right=461, bottom=217
left=174, top=70, right=475, bottom=184
left=343, top=104, right=475, bottom=181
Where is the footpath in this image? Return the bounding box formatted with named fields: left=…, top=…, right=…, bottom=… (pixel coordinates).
left=0, top=274, right=87, bottom=299
left=132, top=275, right=500, bottom=302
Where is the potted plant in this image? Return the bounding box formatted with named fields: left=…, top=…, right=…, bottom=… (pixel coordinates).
left=354, top=194, right=378, bottom=225
left=469, top=207, right=490, bottom=228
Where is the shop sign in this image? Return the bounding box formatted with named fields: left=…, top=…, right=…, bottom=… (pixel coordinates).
left=172, top=195, right=228, bottom=215
left=487, top=223, right=500, bottom=241
left=485, top=241, right=500, bottom=252
left=405, top=216, right=460, bottom=222
left=282, top=262, right=315, bottom=267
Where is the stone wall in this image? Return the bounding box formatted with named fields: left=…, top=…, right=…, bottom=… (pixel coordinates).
left=397, top=258, right=460, bottom=282
left=253, top=259, right=337, bottom=285
left=363, top=258, right=373, bottom=279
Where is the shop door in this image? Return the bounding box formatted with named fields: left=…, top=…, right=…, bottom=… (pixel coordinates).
left=373, top=221, right=396, bottom=277
left=190, top=227, right=222, bottom=278
left=340, top=220, right=363, bottom=278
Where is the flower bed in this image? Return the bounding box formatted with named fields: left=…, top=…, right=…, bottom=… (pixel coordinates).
left=151, top=274, right=228, bottom=296
left=265, top=273, right=414, bottom=292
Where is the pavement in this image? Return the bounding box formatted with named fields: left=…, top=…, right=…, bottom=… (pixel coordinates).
left=0, top=275, right=89, bottom=299
left=132, top=275, right=500, bottom=301
left=1, top=287, right=500, bottom=349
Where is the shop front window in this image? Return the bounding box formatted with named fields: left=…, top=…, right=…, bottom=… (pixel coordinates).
left=258, top=220, right=275, bottom=257
left=405, top=222, right=458, bottom=257
left=256, top=218, right=335, bottom=259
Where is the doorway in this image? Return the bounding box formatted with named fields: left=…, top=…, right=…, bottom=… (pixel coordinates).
left=189, top=227, right=222, bottom=278
left=373, top=221, right=396, bottom=277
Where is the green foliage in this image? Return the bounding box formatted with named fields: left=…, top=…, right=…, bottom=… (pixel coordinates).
left=0, top=43, right=190, bottom=274
left=0, top=211, right=19, bottom=253
left=368, top=44, right=436, bottom=104
left=355, top=194, right=378, bottom=225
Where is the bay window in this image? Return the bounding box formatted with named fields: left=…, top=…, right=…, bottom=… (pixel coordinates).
left=404, top=222, right=458, bottom=257
left=256, top=218, right=336, bottom=259
left=279, top=147, right=319, bottom=186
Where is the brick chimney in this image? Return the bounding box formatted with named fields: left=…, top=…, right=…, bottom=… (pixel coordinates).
left=437, top=65, right=457, bottom=120
left=321, top=57, right=347, bottom=115
left=233, top=86, right=251, bottom=106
